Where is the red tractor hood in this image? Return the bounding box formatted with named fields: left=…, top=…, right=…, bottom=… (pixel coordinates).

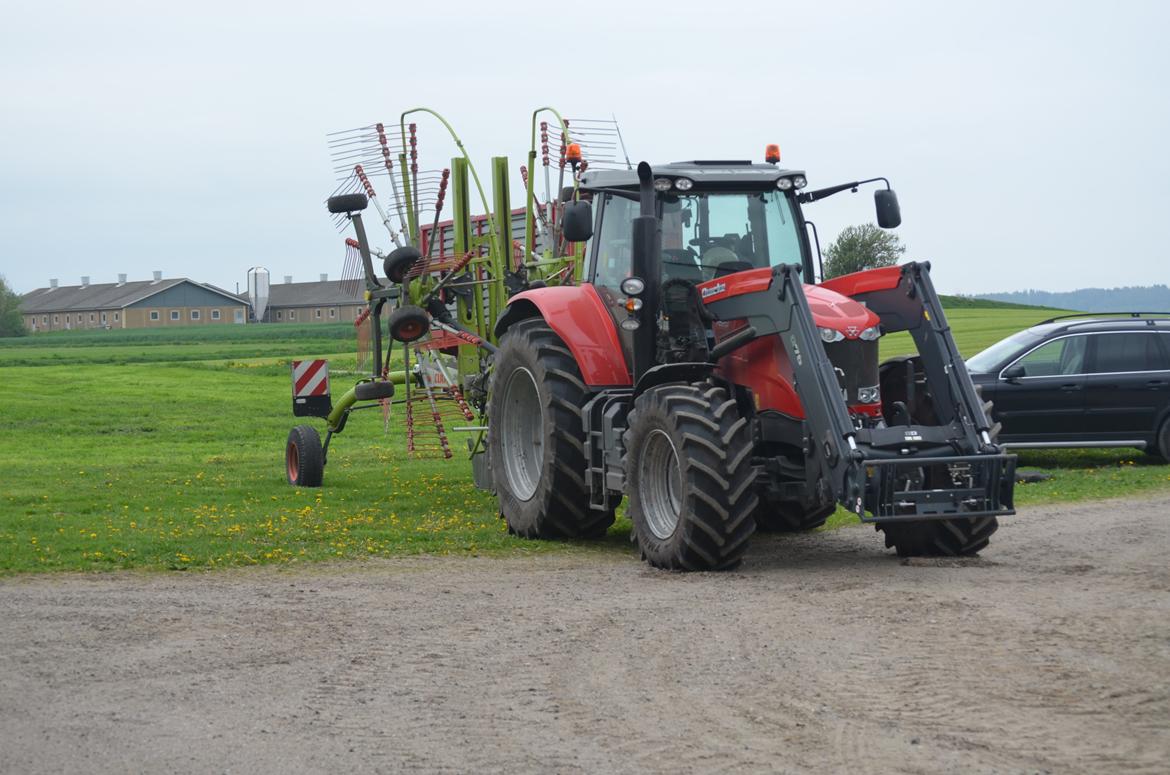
left=696, top=268, right=879, bottom=337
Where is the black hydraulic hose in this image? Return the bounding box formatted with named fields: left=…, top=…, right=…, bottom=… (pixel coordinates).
left=708, top=326, right=758, bottom=362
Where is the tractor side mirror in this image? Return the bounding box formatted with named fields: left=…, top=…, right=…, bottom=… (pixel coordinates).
left=327, top=193, right=369, bottom=214
left=1001, top=363, right=1025, bottom=381
left=561, top=200, right=594, bottom=242
left=874, top=189, right=901, bottom=229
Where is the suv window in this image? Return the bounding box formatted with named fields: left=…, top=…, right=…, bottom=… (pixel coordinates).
left=1011, top=335, right=1087, bottom=377
left=1088, top=332, right=1169, bottom=373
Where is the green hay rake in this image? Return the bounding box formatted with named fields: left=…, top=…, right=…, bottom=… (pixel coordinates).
left=285, top=107, right=623, bottom=483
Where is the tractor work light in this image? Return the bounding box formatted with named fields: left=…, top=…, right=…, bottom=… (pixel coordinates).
left=674, top=177, right=694, bottom=191
left=820, top=327, right=845, bottom=343
left=620, top=277, right=646, bottom=295
left=620, top=318, right=641, bottom=331
left=859, top=326, right=881, bottom=341
left=858, top=385, right=881, bottom=404
left=765, top=144, right=781, bottom=164
left=653, top=178, right=673, bottom=192
left=776, top=178, right=793, bottom=191
left=793, top=175, right=808, bottom=189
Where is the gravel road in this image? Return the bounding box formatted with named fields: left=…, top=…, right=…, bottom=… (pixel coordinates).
left=2, top=494, right=1168, bottom=774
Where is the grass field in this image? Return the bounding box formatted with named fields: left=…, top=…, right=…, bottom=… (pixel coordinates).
left=2, top=309, right=1168, bottom=574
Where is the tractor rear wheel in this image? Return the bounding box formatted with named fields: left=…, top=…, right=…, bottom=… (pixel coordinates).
left=286, top=425, right=324, bottom=487
left=624, top=383, right=758, bottom=570
left=488, top=318, right=615, bottom=539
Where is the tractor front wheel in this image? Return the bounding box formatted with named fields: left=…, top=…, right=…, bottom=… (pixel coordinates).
left=286, top=425, right=324, bottom=487
left=624, top=383, right=758, bottom=570
left=488, top=319, right=615, bottom=539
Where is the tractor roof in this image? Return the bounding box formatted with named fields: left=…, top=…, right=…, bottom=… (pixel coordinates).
left=580, top=161, right=805, bottom=190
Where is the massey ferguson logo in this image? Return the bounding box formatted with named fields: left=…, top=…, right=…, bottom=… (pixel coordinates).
left=700, top=282, right=726, bottom=299
left=845, top=325, right=859, bottom=338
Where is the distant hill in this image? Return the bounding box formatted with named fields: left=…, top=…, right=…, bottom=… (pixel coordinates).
left=973, top=285, right=1170, bottom=312
left=939, top=295, right=1061, bottom=311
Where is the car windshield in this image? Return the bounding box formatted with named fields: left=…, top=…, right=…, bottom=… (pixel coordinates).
left=658, top=191, right=803, bottom=282
left=966, top=330, right=1045, bottom=373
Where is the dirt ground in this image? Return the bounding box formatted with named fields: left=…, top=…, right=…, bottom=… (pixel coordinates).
left=1, top=494, right=1168, bottom=774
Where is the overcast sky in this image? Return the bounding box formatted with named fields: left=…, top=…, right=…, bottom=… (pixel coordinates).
left=2, top=0, right=1167, bottom=296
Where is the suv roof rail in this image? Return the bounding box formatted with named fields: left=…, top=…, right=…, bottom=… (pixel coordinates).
left=1038, top=311, right=1170, bottom=325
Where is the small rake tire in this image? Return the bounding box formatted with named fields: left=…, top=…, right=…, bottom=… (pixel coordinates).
left=286, top=425, right=324, bottom=488
left=387, top=305, right=429, bottom=343
left=624, top=383, right=758, bottom=571
left=383, top=245, right=421, bottom=284
left=489, top=319, right=615, bottom=539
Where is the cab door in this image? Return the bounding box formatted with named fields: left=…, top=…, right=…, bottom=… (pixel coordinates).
left=588, top=193, right=640, bottom=363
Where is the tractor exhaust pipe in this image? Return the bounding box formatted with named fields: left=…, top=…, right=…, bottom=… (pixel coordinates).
left=629, top=162, right=660, bottom=381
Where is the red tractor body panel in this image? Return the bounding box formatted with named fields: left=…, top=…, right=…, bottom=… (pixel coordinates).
left=817, top=264, right=903, bottom=297
left=505, top=284, right=633, bottom=386
left=699, top=272, right=881, bottom=418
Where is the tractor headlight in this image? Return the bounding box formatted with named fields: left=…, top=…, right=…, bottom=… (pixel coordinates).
left=793, top=175, right=808, bottom=189
left=858, top=326, right=881, bottom=341
left=674, top=177, right=694, bottom=191
left=858, top=385, right=881, bottom=404
left=619, top=318, right=641, bottom=331
left=653, top=178, right=673, bottom=192
left=820, top=327, right=845, bottom=343
left=776, top=178, right=793, bottom=191
left=620, top=277, right=645, bottom=296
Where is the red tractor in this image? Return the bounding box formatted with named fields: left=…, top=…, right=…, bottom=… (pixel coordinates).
left=484, top=159, right=1016, bottom=570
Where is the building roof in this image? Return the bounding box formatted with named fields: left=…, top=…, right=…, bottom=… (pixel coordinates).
left=267, top=280, right=367, bottom=308
left=20, top=279, right=244, bottom=313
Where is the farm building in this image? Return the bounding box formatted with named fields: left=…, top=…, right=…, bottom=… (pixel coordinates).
left=262, top=275, right=367, bottom=323
left=20, top=274, right=247, bottom=332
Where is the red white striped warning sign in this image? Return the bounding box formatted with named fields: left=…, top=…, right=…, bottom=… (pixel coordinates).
left=291, top=359, right=329, bottom=397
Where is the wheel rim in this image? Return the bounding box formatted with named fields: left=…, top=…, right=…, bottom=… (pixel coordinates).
left=499, top=367, right=544, bottom=501
left=286, top=442, right=299, bottom=483
left=639, top=429, right=683, bottom=540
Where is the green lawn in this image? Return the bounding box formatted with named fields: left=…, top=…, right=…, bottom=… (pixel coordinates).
left=1, top=310, right=1167, bottom=574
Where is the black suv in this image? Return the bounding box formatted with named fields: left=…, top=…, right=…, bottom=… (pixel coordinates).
left=965, top=314, right=1170, bottom=456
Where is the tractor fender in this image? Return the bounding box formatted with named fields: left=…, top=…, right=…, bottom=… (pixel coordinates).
left=495, top=284, right=632, bottom=387
left=633, top=362, right=715, bottom=397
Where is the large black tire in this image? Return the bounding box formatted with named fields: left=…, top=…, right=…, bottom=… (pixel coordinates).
left=488, top=319, right=615, bottom=539
left=755, top=499, right=835, bottom=533
left=875, top=386, right=1001, bottom=557
left=286, top=425, right=324, bottom=487
left=624, top=383, right=758, bottom=571
left=1144, top=416, right=1170, bottom=462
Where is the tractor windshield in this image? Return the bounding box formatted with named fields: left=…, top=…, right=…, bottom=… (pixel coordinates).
left=659, top=190, right=803, bottom=282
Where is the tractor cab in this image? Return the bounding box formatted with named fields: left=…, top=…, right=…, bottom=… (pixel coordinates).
left=580, top=160, right=816, bottom=290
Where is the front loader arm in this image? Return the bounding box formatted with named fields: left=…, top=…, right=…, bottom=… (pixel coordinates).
left=826, top=262, right=994, bottom=447
left=705, top=264, right=867, bottom=514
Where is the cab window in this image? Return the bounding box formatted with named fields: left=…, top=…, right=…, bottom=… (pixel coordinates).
left=591, top=194, right=638, bottom=289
